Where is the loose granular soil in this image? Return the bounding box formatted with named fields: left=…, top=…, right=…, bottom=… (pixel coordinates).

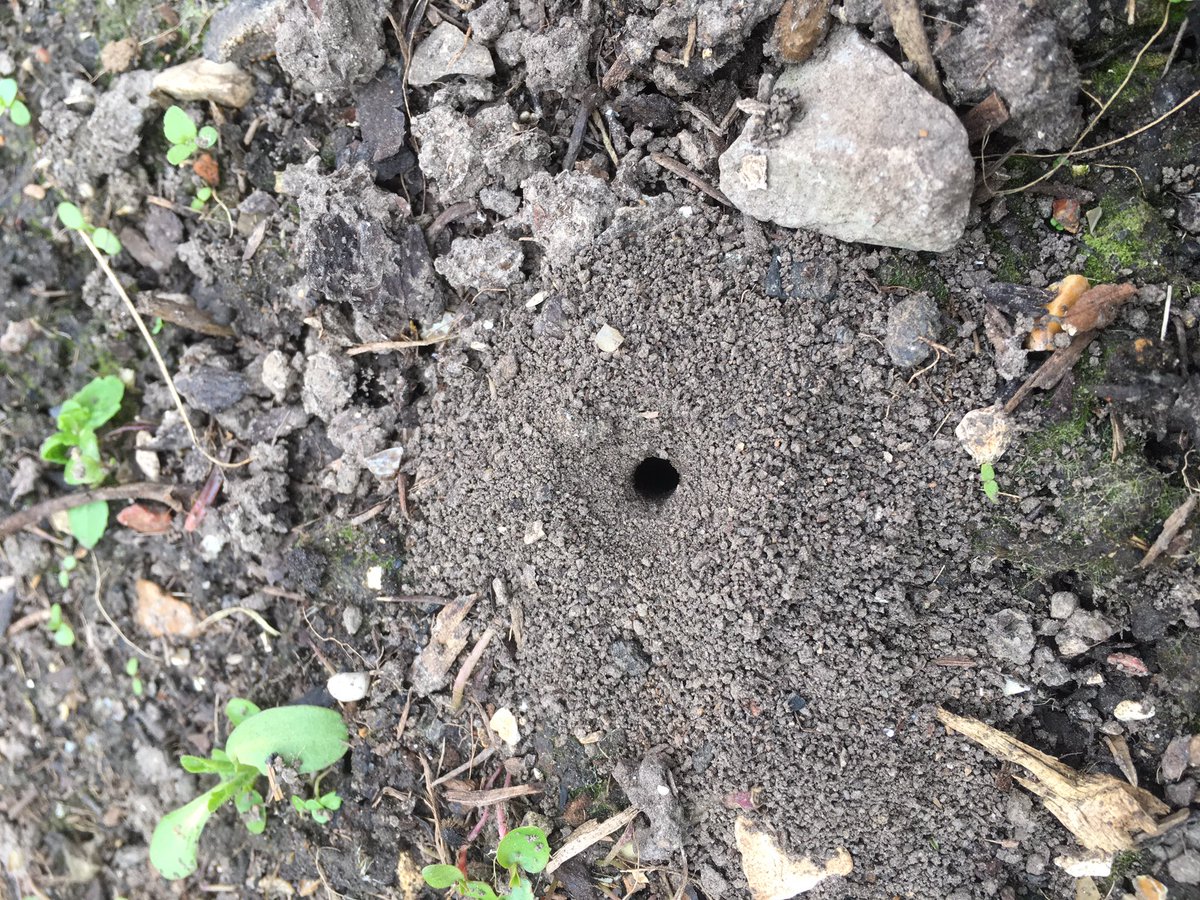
left=404, top=203, right=1189, bottom=897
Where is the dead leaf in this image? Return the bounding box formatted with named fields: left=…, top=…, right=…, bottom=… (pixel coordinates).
left=116, top=503, right=174, bottom=534
left=1132, top=874, right=1168, bottom=900
left=936, top=708, right=1171, bottom=853
left=546, top=807, right=642, bottom=875
left=1106, top=652, right=1150, bottom=677
left=1052, top=197, right=1081, bottom=233
left=961, top=91, right=1009, bottom=143
left=564, top=794, right=590, bottom=827
left=1138, top=493, right=1197, bottom=569
left=134, top=578, right=197, bottom=637
left=409, top=593, right=478, bottom=694
left=1104, top=734, right=1137, bottom=787
left=734, top=817, right=852, bottom=900
left=193, top=152, right=220, bottom=187
left=1161, top=736, right=1191, bottom=783
left=1062, top=283, right=1138, bottom=336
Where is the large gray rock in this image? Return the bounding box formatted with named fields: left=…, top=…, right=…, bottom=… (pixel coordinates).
left=718, top=26, right=972, bottom=252
left=274, top=0, right=387, bottom=94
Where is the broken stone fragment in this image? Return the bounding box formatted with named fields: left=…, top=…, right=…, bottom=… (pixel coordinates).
left=718, top=26, right=972, bottom=252
left=522, top=170, right=617, bottom=268
left=274, top=0, right=388, bottom=94
left=612, top=754, right=683, bottom=863
left=1055, top=608, right=1118, bottom=658
left=955, top=403, right=1012, bottom=465
left=153, top=58, right=255, bottom=108
left=45, top=71, right=156, bottom=186
left=884, top=295, right=939, bottom=368
left=522, top=18, right=591, bottom=96
left=984, top=609, right=1035, bottom=666
left=174, top=365, right=248, bottom=414
left=434, top=232, right=524, bottom=292
left=407, top=22, right=495, bottom=86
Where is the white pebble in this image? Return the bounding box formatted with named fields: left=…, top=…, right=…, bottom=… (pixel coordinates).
left=1113, top=699, right=1155, bottom=722
left=489, top=707, right=521, bottom=747
left=328, top=672, right=371, bottom=703
left=595, top=325, right=624, bottom=353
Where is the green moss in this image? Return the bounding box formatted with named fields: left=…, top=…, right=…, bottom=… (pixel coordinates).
left=879, top=258, right=950, bottom=302
left=1081, top=196, right=1168, bottom=281
left=1097, top=850, right=1143, bottom=894
left=1089, top=52, right=1168, bottom=115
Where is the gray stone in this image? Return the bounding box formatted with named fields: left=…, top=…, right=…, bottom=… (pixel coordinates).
left=479, top=187, right=520, bottom=218
left=302, top=353, right=355, bottom=422
left=884, top=296, right=939, bottom=368
left=435, top=232, right=524, bottom=292
left=1169, top=850, right=1200, bottom=885
left=1178, top=194, right=1200, bottom=234
left=609, top=639, right=650, bottom=678
left=984, top=609, right=1035, bottom=666
left=718, top=27, right=971, bottom=252
left=274, top=0, right=387, bottom=95
left=48, top=71, right=156, bottom=186
left=407, top=22, right=495, bottom=87
left=343, top=605, right=363, bottom=635
left=467, top=0, right=509, bottom=43
left=1165, top=778, right=1196, bottom=809
left=612, top=753, right=683, bottom=862
left=937, top=0, right=1081, bottom=152
left=354, top=67, right=407, bottom=162
left=1055, top=608, right=1118, bottom=658
left=522, top=19, right=590, bottom=96
left=522, top=171, right=617, bottom=267
left=1049, top=590, right=1078, bottom=619
left=204, top=0, right=288, bottom=65
left=282, top=160, right=445, bottom=330
left=174, top=366, right=248, bottom=414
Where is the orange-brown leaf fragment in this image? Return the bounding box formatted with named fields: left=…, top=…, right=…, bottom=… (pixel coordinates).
left=193, top=152, right=220, bottom=187
left=135, top=578, right=197, bottom=637
left=1052, top=197, right=1081, bottom=234
left=116, top=503, right=173, bottom=534
left=1062, top=283, right=1137, bottom=336
left=775, top=0, right=830, bottom=63
left=1027, top=274, right=1089, bottom=350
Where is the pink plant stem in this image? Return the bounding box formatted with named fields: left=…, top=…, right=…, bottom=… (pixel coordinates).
left=466, top=807, right=491, bottom=842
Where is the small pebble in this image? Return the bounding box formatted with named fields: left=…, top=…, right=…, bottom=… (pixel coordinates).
left=328, top=672, right=370, bottom=703
left=489, top=707, right=521, bottom=747
left=595, top=324, right=624, bottom=353
left=364, top=447, right=404, bottom=479
left=342, top=605, right=363, bottom=636
left=1113, top=699, right=1155, bottom=722
left=1049, top=591, right=1078, bottom=619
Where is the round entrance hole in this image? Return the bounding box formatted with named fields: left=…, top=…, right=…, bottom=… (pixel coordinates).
left=632, top=456, right=679, bottom=502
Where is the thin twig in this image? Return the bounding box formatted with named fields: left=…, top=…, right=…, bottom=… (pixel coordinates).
left=77, top=231, right=250, bottom=469
left=0, top=482, right=181, bottom=539
left=450, top=626, right=495, bottom=711
left=431, top=746, right=497, bottom=787
left=347, top=334, right=457, bottom=356
left=91, top=556, right=157, bottom=659
left=420, top=754, right=449, bottom=864
left=648, top=152, right=732, bottom=206
left=442, top=784, right=540, bottom=807
left=193, top=605, right=282, bottom=637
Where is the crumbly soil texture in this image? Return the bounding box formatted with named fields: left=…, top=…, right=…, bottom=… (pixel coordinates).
left=1, top=0, right=1199, bottom=899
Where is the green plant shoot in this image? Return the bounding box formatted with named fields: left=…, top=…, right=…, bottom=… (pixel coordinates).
left=40, top=376, right=125, bottom=548
left=0, top=78, right=31, bottom=126
left=422, top=825, right=550, bottom=900
left=46, top=603, right=76, bottom=647
left=163, top=105, right=218, bottom=165
left=126, top=657, right=143, bottom=697
left=980, top=463, right=1000, bottom=503
left=57, top=201, right=122, bottom=255
left=150, top=701, right=349, bottom=881
left=190, top=186, right=212, bottom=211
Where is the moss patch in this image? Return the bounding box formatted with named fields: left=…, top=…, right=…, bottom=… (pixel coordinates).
left=878, top=257, right=950, bottom=302
left=1081, top=196, right=1169, bottom=281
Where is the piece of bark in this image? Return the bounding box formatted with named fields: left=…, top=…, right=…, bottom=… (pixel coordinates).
left=775, top=0, right=830, bottom=63
left=1138, top=494, right=1197, bottom=568
left=1062, top=283, right=1138, bottom=336
left=1004, top=332, right=1096, bottom=415
left=0, top=482, right=183, bottom=539
left=545, top=807, right=642, bottom=875
left=140, top=294, right=235, bottom=337
left=409, top=593, right=479, bottom=694
left=882, top=0, right=945, bottom=101
left=937, top=708, right=1171, bottom=853
left=962, top=91, right=1009, bottom=143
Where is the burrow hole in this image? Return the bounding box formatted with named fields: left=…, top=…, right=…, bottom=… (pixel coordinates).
left=632, top=456, right=680, bottom=502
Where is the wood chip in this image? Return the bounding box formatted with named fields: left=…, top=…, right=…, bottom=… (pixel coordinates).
left=1003, top=331, right=1096, bottom=416
left=1138, top=493, right=1197, bottom=568
left=442, top=784, right=541, bottom=807
left=774, top=0, right=830, bottom=64
left=139, top=293, right=235, bottom=337
left=961, top=91, right=1009, bottom=143
left=1104, top=734, right=1138, bottom=788
left=881, top=0, right=944, bottom=101
left=545, top=807, right=642, bottom=874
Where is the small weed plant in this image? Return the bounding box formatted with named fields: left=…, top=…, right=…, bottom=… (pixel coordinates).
left=0, top=78, right=30, bottom=126
left=163, top=105, right=218, bottom=165
left=190, top=185, right=212, bottom=211
left=150, top=699, right=349, bottom=880
left=57, top=201, right=122, bottom=256
left=40, top=375, right=125, bottom=547
left=980, top=463, right=1000, bottom=503
left=125, top=657, right=144, bottom=697
left=45, top=603, right=75, bottom=647
left=423, top=826, right=551, bottom=900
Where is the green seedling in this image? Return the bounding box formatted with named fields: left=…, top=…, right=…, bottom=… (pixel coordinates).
left=45, top=603, right=76, bottom=647
left=422, top=826, right=550, bottom=900
left=190, top=186, right=212, bottom=212
left=40, top=376, right=125, bottom=548
left=290, top=790, right=343, bottom=825
left=57, top=201, right=122, bottom=256
left=980, top=463, right=1000, bottom=503
left=57, top=554, right=78, bottom=588
left=150, top=699, right=350, bottom=881
left=163, top=105, right=218, bottom=166
left=0, top=78, right=30, bottom=126
left=125, top=657, right=143, bottom=697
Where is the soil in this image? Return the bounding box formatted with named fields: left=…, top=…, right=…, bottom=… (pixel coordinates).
left=1, top=0, right=1199, bottom=899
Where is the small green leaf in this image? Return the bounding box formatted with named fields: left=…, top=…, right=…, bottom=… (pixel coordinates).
left=504, top=877, right=534, bottom=900
left=58, top=570, right=70, bottom=589
left=126, top=657, right=139, bottom=676
left=461, top=882, right=499, bottom=900
left=421, top=864, right=465, bottom=889
left=190, top=197, right=205, bottom=211
left=245, top=815, right=267, bottom=834
left=72, top=376, right=125, bottom=428
left=166, top=142, right=195, bottom=165
left=234, top=790, right=254, bottom=813
left=163, top=105, right=197, bottom=145
left=151, top=317, right=165, bottom=334
left=10, top=99, right=30, bottom=127
left=224, top=705, right=349, bottom=775
left=979, top=463, right=995, bottom=482
left=983, top=480, right=1000, bottom=503
left=179, top=755, right=227, bottom=774
left=61, top=557, right=77, bottom=572
left=311, top=808, right=331, bottom=825
left=291, top=795, right=306, bottom=813
left=150, top=785, right=226, bottom=879
left=91, top=227, right=122, bottom=256
left=196, top=186, right=212, bottom=202
left=0, top=78, right=16, bottom=106
left=54, top=623, right=76, bottom=647
left=48, top=603, right=62, bottom=629
left=225, top=697, right=262, bottom=727
left=57, top=202, right=86, bottom=231
left=197, top=125, right=218, bottom=148
left=319, top=791, right=342, bottom=810
left=39, top=432, right=74, bottom=464
left=304, top=798, right=321, bottom=811
left=68, top=500, right=108, bottom=548
left=132, top=677, right=144, bottom=696
left=496, top=826, right=550, bottom=874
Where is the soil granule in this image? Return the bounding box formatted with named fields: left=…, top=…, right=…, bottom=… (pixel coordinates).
left=408, top=204, right=1078, bottom=897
